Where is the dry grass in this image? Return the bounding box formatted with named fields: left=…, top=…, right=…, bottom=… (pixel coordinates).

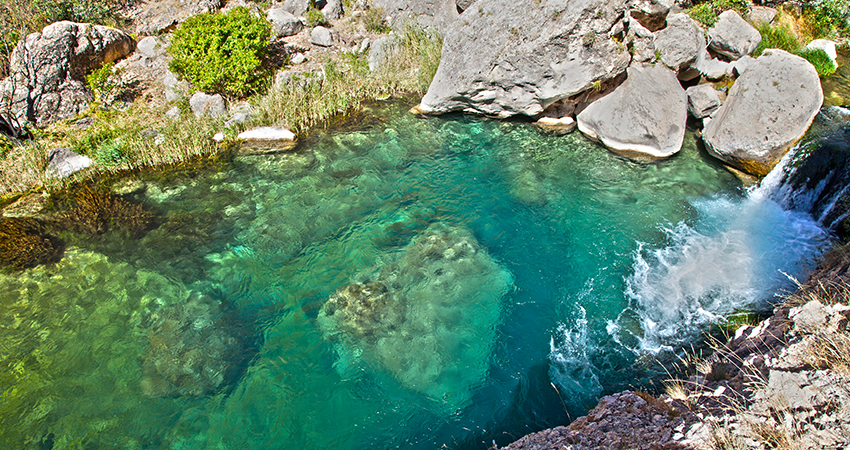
left=253, top=23, right=441, bottom=134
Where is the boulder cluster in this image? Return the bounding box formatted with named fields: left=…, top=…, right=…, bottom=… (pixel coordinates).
left=415, top=0, right=826, bottom=177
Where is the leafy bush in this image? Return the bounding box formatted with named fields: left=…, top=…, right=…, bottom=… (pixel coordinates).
left=687, top=0, right=750, bottom=27
left=168, top=7, right=272, bottom=98
left=85, top=61, right=122, bottom=105
left=802, top=0, right=850, bottom=38
left=752, top=22, right=801, bottom=56
left=797, top=47, right=837, bottom=76
left=92, top=140, right=129, bottom=166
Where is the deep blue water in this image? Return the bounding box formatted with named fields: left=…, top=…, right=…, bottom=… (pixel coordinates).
left=0, top=101, right=831, bottom=449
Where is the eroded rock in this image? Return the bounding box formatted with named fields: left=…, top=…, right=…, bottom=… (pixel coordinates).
left=654, top=13, right=704, bottom=71
left=418, top=0, right=631, bottom=118
left=268, top=8, right=304, bottom=38
left=702, top=50, right=823, bottom=177
left=686, top=84, right=722, bottom=119
left=0, top=21, right=135, bottom=127
left=708, top=10, right=761, bottom=60
left=577, top=64, right=687, bottom=158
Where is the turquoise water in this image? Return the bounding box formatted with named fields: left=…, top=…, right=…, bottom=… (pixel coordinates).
left=0, top=101, right=830, bottom=449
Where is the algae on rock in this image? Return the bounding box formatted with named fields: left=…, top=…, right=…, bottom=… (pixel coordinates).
left=318, top=223, right=513, bottom=410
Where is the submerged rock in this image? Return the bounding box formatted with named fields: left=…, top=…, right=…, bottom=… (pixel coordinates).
left=318, top=223, right=512, bottom=410
left=236, top=126, right=297, bottom=153
left=577, top=64, right=687, bottom=159
left=702, top=50, right=823, bottom=177
left=417, top=0, right=631, bottom=118
left=141, top=292, right=244, bottom=398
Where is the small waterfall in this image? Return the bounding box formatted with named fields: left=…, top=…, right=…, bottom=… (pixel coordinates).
left=771, top=107, right=850, bottom=236
left=613, top=109, right=849, bottom=354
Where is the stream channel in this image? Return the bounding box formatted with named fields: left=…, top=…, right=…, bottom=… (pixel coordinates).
left=0, top=100, right=843, bottom=449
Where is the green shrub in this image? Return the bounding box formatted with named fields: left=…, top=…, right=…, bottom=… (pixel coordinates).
left=92, top=140, right=129, bottom=166
left=168, top=7, right=272, bottom=98
left=85, top=61, right=121, bottom=105
left=802, top=0, right=850, bottom=38
left=687, top=0, right=750, bottom=27
left=797, top=47, right=838, bottom=76
left=305, top=6, right=328, bottom=27
left=752, top=22, right=801, bottom=56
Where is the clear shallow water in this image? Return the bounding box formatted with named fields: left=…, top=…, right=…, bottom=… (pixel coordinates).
left=0, top=101, right=831, bottom=449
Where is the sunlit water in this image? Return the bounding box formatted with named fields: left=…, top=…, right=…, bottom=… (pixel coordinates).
left=0, top=101, right=834, bottom=449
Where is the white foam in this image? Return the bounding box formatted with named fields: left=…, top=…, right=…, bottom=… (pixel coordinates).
left=615, top=151, right=829, bottom=354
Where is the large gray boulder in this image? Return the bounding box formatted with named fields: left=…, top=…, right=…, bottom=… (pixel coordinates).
left=418, top=0, right=631, bottom=118
left=321, top=0, right=344, bottom=20
left=708, top=10, right=761, bottom=60
left=372, top=0, right=460, bottom=35
left=654, top=13, right=704, bottom=71
left=577, top=64, right=687, bottom=159
left=0, top=21, right=134, bottom=127
left=281, top=0, right=310, bottom=15
left=268, top=8, right=304, bottom=38
left=702, top=50, right=823, bottom=177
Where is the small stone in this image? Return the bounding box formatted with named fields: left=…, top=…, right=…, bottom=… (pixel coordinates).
left=290, top=53, right=307, bottom=65
left=165, top=106, right=181, bottom=120
left=310, top=26, right=334, bottom=47
left=534, top=116, right=577, bottom=134
left=213, top=132, right=225, bottom=142
left=686, top=84, right=722, bottom=119
left=225, top=112, right=251, bottom=129
left=190, top=92, right=226, bottom=118
left=136, top=36, right=165, bottom=57
left=47, top=147, right=93, bottom=178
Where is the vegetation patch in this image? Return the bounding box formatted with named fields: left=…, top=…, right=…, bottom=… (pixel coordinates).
left=53, top=184, right=155, bottom=237
left=168, top=7, right=272, bottom=98
left=0, top=217, right=60, bottom=270
left=752, top=21, right=802, bottom=56
left=687, top=0, right=750, bottom=27
left=797, top=47, right=838, bottom=76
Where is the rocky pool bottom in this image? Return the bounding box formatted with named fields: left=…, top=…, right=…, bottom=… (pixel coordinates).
left=0, top=101, right=838, bottom=449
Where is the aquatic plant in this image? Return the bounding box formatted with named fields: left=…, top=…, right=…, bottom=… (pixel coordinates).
left=0, top=217, right=60, bottom=270
left=53, top=184, right=155, bottom=237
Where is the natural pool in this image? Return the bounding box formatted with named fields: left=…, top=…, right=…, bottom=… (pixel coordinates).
left=0, top=101, right=831, bottom=449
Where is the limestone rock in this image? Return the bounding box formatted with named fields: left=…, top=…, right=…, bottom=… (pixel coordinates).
left=190, top=92, right=226, bottom=117
left=281, top=0, right=310, bottom=15
left=628, top=0, right=673, bottom=32
left=702, top=50, right=823, bottom=177
left=626, top=15, right=656, bottom=63
left=310, top=26, right=334, bottom=47
left=418, top=0, right=631, bottom=118
left=162, top=70, right=189, bottom=102
left=654, top=13, right=704, bottom=71
left=728, top=54, right=756, bottom=76
left=686, top=84, right=721, bottom=119
left=372, top=0, right=460, bottom=35
left=577, top=64, right=687, bottom=159
left=534, top=116, right=577, bottom=135
left=0, top=21, right=134, bottom=127
left=708, top=10, right=761, bottom=60
left=747, top=5, right=777, bottom=25
left=236, top=126, right=297, bottom=153
left=133, top=0, right=222, bottom=35
left=321, top=0, right=344, bottom=20
left=694, top=45, right=731, bottom=80
left=806, top=39, right=838, bottom=68
left=136, top=36, right=166, bottom=57
left=268, top=8, right=303, bottom=38
left=368, top=36, right=397, bottom=72
left=47, top=147, right=93, bottom=178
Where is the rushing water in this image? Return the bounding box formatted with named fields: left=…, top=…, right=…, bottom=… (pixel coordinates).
left=0, top=100, right=834, bottom=449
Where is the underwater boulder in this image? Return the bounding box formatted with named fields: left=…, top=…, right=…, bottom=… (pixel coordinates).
left=318, top=223, right=513, bottom=411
